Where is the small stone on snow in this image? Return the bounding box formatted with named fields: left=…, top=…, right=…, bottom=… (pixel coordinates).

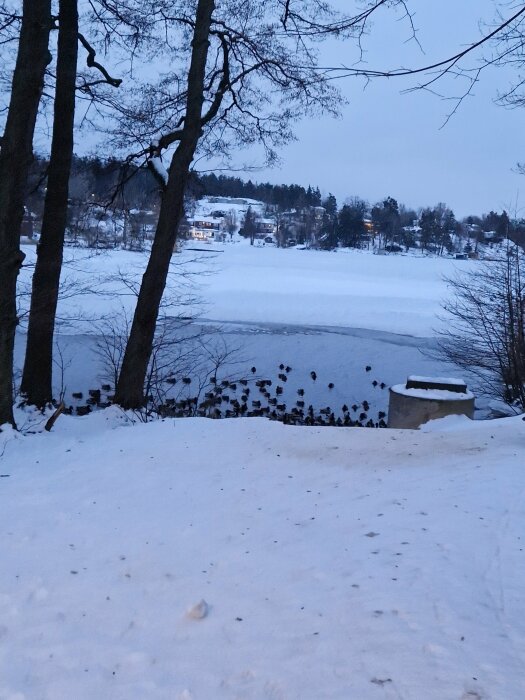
left=187, top=599, right=209, bottom=620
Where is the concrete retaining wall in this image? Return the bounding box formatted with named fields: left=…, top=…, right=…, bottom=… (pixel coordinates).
left=388, top=385, right=475, bottom=429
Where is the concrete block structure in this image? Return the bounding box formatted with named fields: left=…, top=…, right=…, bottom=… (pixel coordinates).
left=388, top=376, right=475, bottom=429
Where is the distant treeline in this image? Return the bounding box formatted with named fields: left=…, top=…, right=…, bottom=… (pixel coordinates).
left=27, top=155, right=329, bottom=215
left=26, top=155, right=159, bottom=216
left=26, top=156, right=524, bottom=253
left=190, top=173, right=324, bottom=211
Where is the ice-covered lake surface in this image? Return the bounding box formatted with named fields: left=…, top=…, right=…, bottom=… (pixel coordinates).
left=16, top=241, right=470, bottom=413
left=195, top=243, right=461, bottom=337
left=20, top=240, right=468, bottom=335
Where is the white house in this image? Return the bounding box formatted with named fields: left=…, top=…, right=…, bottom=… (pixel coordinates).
left=188, top=216, right=223, bottom=240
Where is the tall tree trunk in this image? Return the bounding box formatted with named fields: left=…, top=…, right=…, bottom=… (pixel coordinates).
left=0, top=0, right=52, bottom=428
left=114, top=0, right=215, bottom=408
left=21, top=0, right=79, bottom=408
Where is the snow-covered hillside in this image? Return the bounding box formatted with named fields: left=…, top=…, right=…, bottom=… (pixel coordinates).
left=193, top=196, right=265, bottom=223
left=1, top=411, right=524, bottom=699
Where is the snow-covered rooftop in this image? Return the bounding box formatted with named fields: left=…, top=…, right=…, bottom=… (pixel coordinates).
left=391, top=383, right=475, bottom=401
left=189, top=216, right=222, bottom=224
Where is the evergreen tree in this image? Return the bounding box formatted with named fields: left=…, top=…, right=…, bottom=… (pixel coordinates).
left=241, top=206, right=258, bottom=245
left=420, top=208, right=440, bottom=252
left=371, top=196, right=400, bottom=246
left=337, top=199, right=367, bottom=247
left=483, top=210, right=510, bottom=240
left=323, top=193, right=338, bottom=218
left=318, top=211, right=337, bottom=250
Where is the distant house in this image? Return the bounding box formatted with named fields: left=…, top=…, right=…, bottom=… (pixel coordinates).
left=280, top=210, right=298, bottom=223
left=482, top=230, right=504, bottom=244
left=189, top=216, right=222, bottom=240
left=257, top=218, right=277, bottom=236
left=207, top=196, right=260, bottom=207
left=465, top=223, right=482, bottom=237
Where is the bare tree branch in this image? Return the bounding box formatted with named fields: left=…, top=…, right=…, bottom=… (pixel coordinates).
left=78, top=30, right=122, bottom=87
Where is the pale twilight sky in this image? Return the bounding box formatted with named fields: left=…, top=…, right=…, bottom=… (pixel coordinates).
left=241, top=1, right=525, bottom=218
left=62, top=1, right=525, bottom=218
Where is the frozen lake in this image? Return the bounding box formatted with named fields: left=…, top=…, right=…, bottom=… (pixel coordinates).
left=19, top=241, right=471, bottom=335
left=16, top=242, right=472, bottom=415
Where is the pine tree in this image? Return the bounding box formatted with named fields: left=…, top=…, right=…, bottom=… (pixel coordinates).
left=242, top=206, right=257, bottom=245
left=337, top=199, right=367, bottom=247
left=323, top=193, right=338, bottom=218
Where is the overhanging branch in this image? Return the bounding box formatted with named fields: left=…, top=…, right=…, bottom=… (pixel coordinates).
left=78, top=31, right=122, bottom=87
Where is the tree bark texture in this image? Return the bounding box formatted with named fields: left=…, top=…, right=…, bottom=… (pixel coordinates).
left=0, top=0, right=52, bottom=427
left=114, top=0, right=216, bottom=409
left=21, top=0, right=79, bottom=408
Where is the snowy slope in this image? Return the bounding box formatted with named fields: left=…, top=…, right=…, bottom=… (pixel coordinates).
left=1, top=411, right=524, bottom=699
left=193, top=196, right=265, bottom=224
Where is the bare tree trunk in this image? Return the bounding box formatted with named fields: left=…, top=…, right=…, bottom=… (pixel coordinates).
left=21, top=0, right=78, bottom=408
left=114, top=0, right=215, bottom=409
left=0, top=0, right=51, bottom=427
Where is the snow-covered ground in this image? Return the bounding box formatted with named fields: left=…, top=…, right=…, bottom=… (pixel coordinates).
left=1, top=410, right=524, bottom=699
